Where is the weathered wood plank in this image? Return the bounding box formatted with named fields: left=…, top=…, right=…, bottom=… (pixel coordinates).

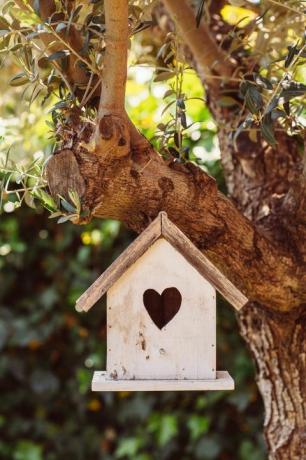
left=160, top=212, right=248, bottom=310
left=92, top=371, right=234, bottom=391
left=76, top=211, right=248, bottom=312
left=76, top=214, right=161, bottom=311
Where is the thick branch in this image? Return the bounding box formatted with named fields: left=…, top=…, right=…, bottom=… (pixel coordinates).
left=46, top=118, right=305, bottom=313
left=162, top=0, right=234, bottom=81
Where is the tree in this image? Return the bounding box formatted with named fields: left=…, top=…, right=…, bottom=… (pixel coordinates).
left=0, top=1, right=305, bottom=458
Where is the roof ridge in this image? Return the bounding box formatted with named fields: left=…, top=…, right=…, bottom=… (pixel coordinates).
left=76, top=212, right=248, bottom=312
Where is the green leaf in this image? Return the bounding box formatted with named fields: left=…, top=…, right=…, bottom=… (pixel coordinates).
left=158, top=415, right=178, bottom=446
left=47, top=50, right=70, bottom=61
left=255, top=74, right=273, bottom=90
left=280, top=81, right=306, bottom=102
left=33, top=189, right=57, bottom=212
left=14, top=441, right=42, bottom=460
left=116, top=438, right=143, bottom=458
left=153, top=71, right=175, bottom=82
left=187, top=415, right=210, bottom=441
left=163, top=89, right=175, bottom=99
left=9, top=73, right=29, bottom=87
left=234, top=116, right=253, bottom=150
left=68, top=189, right=81, bottom=214
left=261, top=115, right=277, bottom=146
left=218, top=96, right=238, bottom=107
left=24, top=191, right=36, bottom=209
left=60, top=196, right=76, bottom=214
left=32, top=0, right=40, bottom=16
left=285, top=44, right=298, bottom=68
left=196, top=0, right=205, bottom=27
left=57, top=215, right=74, bottom=224
left=245, top=86, right=263, bottom=114
left=55, top=23, right=67, bottom=33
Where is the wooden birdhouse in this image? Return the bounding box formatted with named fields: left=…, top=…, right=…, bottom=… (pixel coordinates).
left=76, top=212, right=247, bottom=391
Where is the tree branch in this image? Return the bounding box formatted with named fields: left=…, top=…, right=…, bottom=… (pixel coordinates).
left=93, top=0, right=130, bottom=154
left=98, top=0, right=129, bottom=118
left=46, top=117, right=305, bottom=313
left=162, top=0, right=234, bottom=81
left=44, top=1, right=304, bottom=312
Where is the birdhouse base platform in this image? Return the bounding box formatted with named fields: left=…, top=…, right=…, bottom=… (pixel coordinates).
left=92, top=371, right=234, bottom=392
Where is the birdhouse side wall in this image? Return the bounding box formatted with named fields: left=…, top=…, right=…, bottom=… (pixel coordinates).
left=106, top=238, right=216, bottom=380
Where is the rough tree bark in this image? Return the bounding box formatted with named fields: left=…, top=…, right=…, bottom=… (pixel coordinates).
left=43, top=1, right=306, bottom=458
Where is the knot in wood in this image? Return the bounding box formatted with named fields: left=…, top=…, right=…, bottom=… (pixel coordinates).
left=99, top=115, right=114, bottom=140
left=158, top=177, right=174, bottom=196
left=97, top=115, right=130, bottom=157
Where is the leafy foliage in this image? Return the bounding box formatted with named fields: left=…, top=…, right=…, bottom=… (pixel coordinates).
left=0, top=0, right=305, bottom=214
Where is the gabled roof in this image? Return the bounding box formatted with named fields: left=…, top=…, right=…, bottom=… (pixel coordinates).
left=76, top=212, right=248, bottom=312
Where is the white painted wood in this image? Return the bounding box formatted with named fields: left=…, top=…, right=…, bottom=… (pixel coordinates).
left=92, top=371, right=234, bottom=391
left=107, top=238, right=216, bottom=381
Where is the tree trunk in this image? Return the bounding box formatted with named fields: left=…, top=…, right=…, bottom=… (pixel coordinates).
left=239, top=304, right=306, bottom=459
left=209, top=84, right=306, bottom=460
left=210, top=98, right=306, bottom=459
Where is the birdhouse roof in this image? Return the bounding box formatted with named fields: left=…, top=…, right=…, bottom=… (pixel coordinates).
left=76, top=212, right=248, bottom=312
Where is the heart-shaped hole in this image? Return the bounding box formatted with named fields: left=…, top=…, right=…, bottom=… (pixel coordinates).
left=143, top=287, right=182, bottom=330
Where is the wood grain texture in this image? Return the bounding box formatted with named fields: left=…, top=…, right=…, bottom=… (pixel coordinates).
left=75, top=214, right=161, bottom=312
left=91, top=371, right=234, bottom=391
left=160, top=213, right=248, bottom=309
left=76, top=212, right=247, bottom=312
left=107, top=238, right=216, bottom=380
left=46, top=150, right=86, bottom=203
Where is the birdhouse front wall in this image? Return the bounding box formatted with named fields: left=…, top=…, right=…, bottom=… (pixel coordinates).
left=106, top=238, right=216, bottom=381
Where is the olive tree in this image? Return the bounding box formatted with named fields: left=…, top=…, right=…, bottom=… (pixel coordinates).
left=0, top=1, right=305, bottom=458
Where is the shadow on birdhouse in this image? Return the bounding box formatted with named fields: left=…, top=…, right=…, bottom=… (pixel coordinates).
left=76, top=212, right=247, bottom=391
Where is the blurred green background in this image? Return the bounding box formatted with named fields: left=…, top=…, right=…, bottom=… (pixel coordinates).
left=0, top=63, right=266, bottom=459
